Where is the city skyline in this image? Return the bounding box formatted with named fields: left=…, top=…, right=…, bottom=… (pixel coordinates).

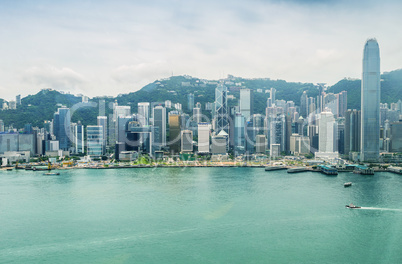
left=1, top=0, right=402, bottom=100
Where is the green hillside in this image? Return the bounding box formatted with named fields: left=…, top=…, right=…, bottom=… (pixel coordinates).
left=1, top=69, right=402, bottom=129
left=327, top=69, right=402, bottom=110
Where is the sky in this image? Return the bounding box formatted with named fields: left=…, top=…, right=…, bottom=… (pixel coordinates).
left=1, top=0, right=402, bottom=100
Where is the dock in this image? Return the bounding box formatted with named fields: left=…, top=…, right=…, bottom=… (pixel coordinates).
left=265, top=166, right=287, bottom=171
left=387, top=167, right=402, bottom=175
left=317, top=165, right=338, bottom=175
left=353, top=165, right=374, bottom=175
left=287, top=167, right=310, bottom=173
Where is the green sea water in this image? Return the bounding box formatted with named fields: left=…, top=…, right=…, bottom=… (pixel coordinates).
left=1, top=168, right=402, bottom=263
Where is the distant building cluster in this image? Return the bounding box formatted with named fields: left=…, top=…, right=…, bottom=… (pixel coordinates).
left=0, top=39, right=401, bottom=164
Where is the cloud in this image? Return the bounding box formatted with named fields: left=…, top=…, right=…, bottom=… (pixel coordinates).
left=0, top=0, right=401, bottom=100
left=22, top=66, right=86, bottom=93
left=111, top=61, right=171, bottom=88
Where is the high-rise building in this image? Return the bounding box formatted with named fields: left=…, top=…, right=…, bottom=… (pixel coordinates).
left=300, top=91, right=308, bottom=118
left=316, top=108, right=338, bottom=159
left=16, top=95, right=21, bottom=105
left=97, top=116, right=107, bottom=154
left=137, top=102, right=150, bottom=127
left=215, top=83, right=229, bottom=134
left=255, top=135, right=266, bottom=154
left=338, top=91, right=348, bottom=118
left=390, top=121, right=402, bottom=152
left=0, top=119, right=4, bottom=132
left=87, top=126, right=103, bottom=156
left=344, top=109, right=361, bottom=156
left=111, top=104, right=131, bottom=146
left=361, top=38, right=380, bottom=162
left=168, top=113, right=181, bottom=153
left=290, top=134, right=310, bottom=154
left=181, top=130, right=193, bottom=152
left=211, top=134, right=227, bottom=155
left=73, top=122, right=84, bottom=154
left=240, top=88, right=254, bottom=121
left=269, top=115, right=285, bottom=152
left=187, top=93, right=194, bottom=111
left=234, top=113, right=245, bottom=153
left=270, top=88, right=276, bottom=102
left=198, top=123, right=210, bottom=153
left=193, top=107, right=201, bottom=124
left=153, top=106, right=166, bottom=148
left=53, top=107, right=71, bottom=151
left=324, top=93, right=338, bottom=117
left=117, top=116, right=133, bottom=143
left=125, top=121, right=153, bottom=154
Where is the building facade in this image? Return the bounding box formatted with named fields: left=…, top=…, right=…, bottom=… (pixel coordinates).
left=361, top=38, right=381, bottom=162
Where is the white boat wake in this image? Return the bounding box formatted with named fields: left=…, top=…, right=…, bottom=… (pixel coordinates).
left=359, top=207, right=402, bottom=212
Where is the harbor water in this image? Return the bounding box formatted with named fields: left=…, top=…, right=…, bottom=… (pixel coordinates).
left=1, top=168, right=402, bottom=263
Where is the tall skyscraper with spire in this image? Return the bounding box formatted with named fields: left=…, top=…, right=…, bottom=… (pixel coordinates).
left=361, top=38, right=380, bottom=162
left=214, top=83, right=229, bottom=134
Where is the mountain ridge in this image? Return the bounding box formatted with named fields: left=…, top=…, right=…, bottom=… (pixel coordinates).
left=1, top=69, right=402, bottom=129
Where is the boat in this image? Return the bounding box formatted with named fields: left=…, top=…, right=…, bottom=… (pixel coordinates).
left=345, top=203, right=361, bottom=209
left=43, top=172, right=60, bottom=175
left=344, top=182, right=352, bottom=187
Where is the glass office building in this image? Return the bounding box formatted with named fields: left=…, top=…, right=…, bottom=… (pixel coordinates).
left=361, top=39, right=380, bottom=162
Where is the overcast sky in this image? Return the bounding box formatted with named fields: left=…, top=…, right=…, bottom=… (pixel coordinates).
left=1, top=0, right=402, bottom=100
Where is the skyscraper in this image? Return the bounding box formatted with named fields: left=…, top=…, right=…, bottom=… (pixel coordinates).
left=181, top=130, right=193, bottom=152
left=153, top=106, right=166, bottom=148
left=87, top=125, right=104, bottom=156
left=270, top=88, right=276, bottom=102
left=71, top=122, right=83, bottom=154
left=240, top=88, right=254, bottom=121
left=53, top=107, right=71, bottom=151
left=361, top=39, right=380, bottom=162
left=338, top=91, right=348, bottom=118
left=187, top=93, right=194, bottom=111
left=198, top=123, right=210, bottom=153
left=300, top=91, right=308, bottom=118
left=97, top=116, right=107, bottom=154
left=214, top=83, right=229, bottom=134
left=344, top=109, right=361, bottom=156
left=137, top=102, right=150, bottom=127
left=316, top=108, right=338, bottom=159
left=193, top=107, right=201, bottom=123
left=168, top=113, right=181, bottom=153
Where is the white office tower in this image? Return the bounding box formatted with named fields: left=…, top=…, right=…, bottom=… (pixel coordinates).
left=137, top=102, right=150, bottom=126
left=240, top=88, right=253, bottom=121
left=361, top=38, right=381, bottom=162
left=73, top=123, right=84, bottom=154
left=198, top=123, right=210, bottom=153
left=315, top=108, right=338, bottom=159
